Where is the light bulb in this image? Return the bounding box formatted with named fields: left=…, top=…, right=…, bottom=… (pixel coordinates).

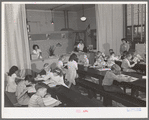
left=80, top=16, right=87, bottom=21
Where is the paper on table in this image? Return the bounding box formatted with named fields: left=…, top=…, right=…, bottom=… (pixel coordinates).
left=27, top=86, right=36, bottom=93
left=98, top=68, right=111, bottom=71
left=120, top=74, right=139, bottom=82
left=42, top=97, right=59, bottom=106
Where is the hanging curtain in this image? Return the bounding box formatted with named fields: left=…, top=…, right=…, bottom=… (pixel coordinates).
left=95, top=4, right=124, bottom=55
left=4, top=4, right=31, bottom=73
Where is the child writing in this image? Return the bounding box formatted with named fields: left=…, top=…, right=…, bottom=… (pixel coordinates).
left=121, top=53, right=137, bottom=72
left=102, top=64, right=131, bottom=93
left=43, top=67, right=68, bottom=88
left=65, top=53, right=78, bottom=88
left=28, top=83, right=61, bottom=107
left=6, top=66, right=23, bottom=93
left=93, top=55, right=106, bottom=68
left=35, top=63, right=51, bottom=81
left=15, top=75, right=35, bottom=106
left=107, top=52, right=120, bottom=67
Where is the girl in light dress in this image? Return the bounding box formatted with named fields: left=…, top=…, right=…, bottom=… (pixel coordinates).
left=6, top=66, right=23, bottom=93
left=65, top=53, right=79, bottom=88
left=32, top=44, right=42, bottom=59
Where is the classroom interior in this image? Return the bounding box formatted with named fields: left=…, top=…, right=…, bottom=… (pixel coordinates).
left=3, top=3, right=147, bottom=108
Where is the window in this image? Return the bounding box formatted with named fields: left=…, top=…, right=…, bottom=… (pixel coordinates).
left=125, top=4, right=146, bottom=48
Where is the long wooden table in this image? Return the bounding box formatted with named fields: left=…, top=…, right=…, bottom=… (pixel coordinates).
left=115, top=61, right=146, bottom=74
left=77, top=64, right=146, bottom=95
left=47, top=85, right=103, bottom=107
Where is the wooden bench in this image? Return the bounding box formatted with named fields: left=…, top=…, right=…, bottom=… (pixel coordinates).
left=76, top=78, right=146, bottom=107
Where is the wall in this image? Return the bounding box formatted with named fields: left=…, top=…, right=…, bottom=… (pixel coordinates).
left=29, top=31, right=75, bottom=59
left=26, top=10, right=78, bottom=33
left=54, top=11, right=78, bottom=31
left=26, top=10, right=54, bottom=33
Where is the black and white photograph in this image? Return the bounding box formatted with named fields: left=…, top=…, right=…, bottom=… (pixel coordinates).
left=1, top=1, right=148, bottom=118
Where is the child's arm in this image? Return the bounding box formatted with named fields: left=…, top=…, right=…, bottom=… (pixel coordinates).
left=112, top=74, right=131, bottom=82
left=43, top=72, right=52, bottom=81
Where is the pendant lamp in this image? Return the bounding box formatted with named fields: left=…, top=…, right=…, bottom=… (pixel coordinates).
left=80, top=4, right=87, bottom=22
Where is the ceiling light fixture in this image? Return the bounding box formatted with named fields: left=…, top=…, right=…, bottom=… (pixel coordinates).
left=51, top=9, right=54, bottom=24
left=80, top=4, right=87, bottom=22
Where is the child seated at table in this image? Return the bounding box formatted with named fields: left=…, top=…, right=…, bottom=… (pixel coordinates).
left=131, top=51, right=144, bottom=63
left=43, top=67, right=68, bottom=88
left=15, top=75, right=35, bottom=106
left=79, top=54, right=89, bottom=66
left=28, top=83, right=61, bottom=107
left=102, top=64, right=131, bottom=93
left=121, top=53, right=137, bottom=72
left=57, top=55, right=67, bottom=70
left=121, top=51, right=128, bottom=60
left=93, top=55, right=107, bottom=68
left=107, top=52, right=120, bottom=67
left=109, top=49, right=114, bottom=56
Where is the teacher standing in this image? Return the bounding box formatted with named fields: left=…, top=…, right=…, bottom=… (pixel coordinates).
left=77, top=39, right=84, bottom=52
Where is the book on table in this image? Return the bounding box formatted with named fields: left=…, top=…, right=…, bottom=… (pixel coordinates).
left=42, top=96, right=59, bottom=106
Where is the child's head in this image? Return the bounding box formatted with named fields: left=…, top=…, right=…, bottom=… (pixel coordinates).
left=33, top=44, right=39, bottom=50
left=121, top=38, right=127, bottom=44
left=123, top=51, right=128, bottom=56
left=59, top=55, right=65, bottom=62
left=79, top=39, right=83, bottom=44
left=8, top=66, right=19, bottom=76
left=126, top=53, right=132, bottom=60
left=25, top=75, right=34, bottom=85
left=111, top=64, right=121, bottom=75
left=110, top=52, right=115, bottom=57
left=43, top=63, right=50, bottom=72
left=52, top=67, right=63, bottom=77
left=69, top=53, right=78, bottom=62
left=109, top=49, right=113, bottom=54
left=96, top=51, right=102, bottom=57
left=35, top=83, right=49, bottom=97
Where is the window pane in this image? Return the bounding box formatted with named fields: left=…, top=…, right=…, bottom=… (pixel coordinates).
left=134, top=4, right=138, bottom=25
left=139, top=4, right=142, bottom=25
left=127, top=4, right=131, bottom=26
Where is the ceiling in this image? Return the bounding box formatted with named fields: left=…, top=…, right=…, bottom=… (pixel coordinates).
left=25, top=4, right=95, bottom=11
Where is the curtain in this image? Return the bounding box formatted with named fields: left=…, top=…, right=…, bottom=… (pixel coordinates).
left=4, top=4, right=31, bottom=73
left=95, top=4, right=123, bottom=55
